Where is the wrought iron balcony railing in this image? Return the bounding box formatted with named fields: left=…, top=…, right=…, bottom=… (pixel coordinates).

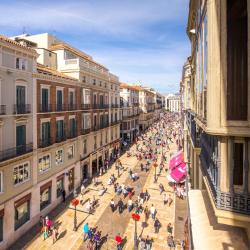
left=0, top=105, right=6, bottom=115
left=0, top=143, right=33, bottom=162
left=13, top=104, right=31, bottom=114
left=68, top=104, right=77, bottom=111
left=39, top=138, right=53, bottom=148
left=39, top=104, right=52, bottom=113
left=81, top=104, right=92, bottom=110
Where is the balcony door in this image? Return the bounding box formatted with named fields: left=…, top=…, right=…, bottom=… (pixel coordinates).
left=16, top=86, right=25, bottom=113
left=41, top=122, right=50, bottom=145
left=57, top=90, right=63, bottom=111
left=16, top=125, right=26, bottom=154
left=56, top=120, right=64, bottom=141
left=41, top=88, right=49, bottom=112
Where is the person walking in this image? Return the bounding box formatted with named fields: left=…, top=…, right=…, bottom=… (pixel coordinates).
left=154, top=218, right=161, bottom=233
left=52, top=226, right=58, bottom=244
left=167, top=235, right=175, bottom=249
left=83, top=222, right=89, bottom=241
left=163, top=193, right=168, bottom=205
left=128, top=198, right=133, bottom=212
left=144, top=206, right=150, bottom=222
left=110, top=199, right=115, bottom=212
left=145, top=235, right=152, bottom=250
left=167, top=223, right=173, bottom=235
left=159, top=183, right=165, bottom=194
left=118, top=198, right=124, bottom=214
left=150, top=204, right=156, bottom=220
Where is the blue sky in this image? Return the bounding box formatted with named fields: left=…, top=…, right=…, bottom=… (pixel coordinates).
left=0, top=0, right=190, bottom=93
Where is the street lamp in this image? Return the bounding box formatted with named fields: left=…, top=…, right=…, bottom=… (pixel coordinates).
left=132, top=213, right=140, bottom=250
left=153, top=162, right=157, bottom=183
left=71, top=198, right=79, bottom=231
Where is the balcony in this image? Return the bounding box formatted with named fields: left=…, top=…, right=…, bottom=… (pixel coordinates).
left=39, top=138, right=53, bottom=148
left=39, top=104, right=52, bottom=113
left=13, top=104, right=31, bottom=114
left=0, top=143, right=33, bottom=162
left=81, top=128, right=91, bottom=135
left=111, top=104, right=119, bottom=108
left=200, top=132, right=250, bottom=215
left=68, top=104, right=77, bottom=111
left=93, top=104, right=109, bottom=109
left=100, top=122, right=109, bottom=129
left=56, top=104, right=66, bottom=112
left=0, top=105, right=6, bottom=115
left=55, top=134, right=67, bottom=143
left=81, top=104, right=92, bottom=110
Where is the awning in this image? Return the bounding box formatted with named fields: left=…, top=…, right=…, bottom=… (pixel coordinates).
left=170, top=162, right=187, bottom=183
left=169, top=150, right=184, bottom=170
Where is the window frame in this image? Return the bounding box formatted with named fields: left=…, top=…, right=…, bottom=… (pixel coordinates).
left=13, top=162, right=30, bottom=186
left=38, top=154, right=51, bottom=174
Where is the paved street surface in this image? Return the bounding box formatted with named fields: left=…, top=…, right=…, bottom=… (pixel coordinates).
left=10, top=115, right=184, bottom=250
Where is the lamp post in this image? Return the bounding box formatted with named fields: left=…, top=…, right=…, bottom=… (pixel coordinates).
left=153, top=162, right=157, bottom=183
left=71, top=198, right=79, bottom=231
left=132, top=213, right=140, bottom=250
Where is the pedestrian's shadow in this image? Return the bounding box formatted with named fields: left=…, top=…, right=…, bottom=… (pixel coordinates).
left=57, top=229, right=67, bottom=240
left=121, top=236, right=127, bottom=248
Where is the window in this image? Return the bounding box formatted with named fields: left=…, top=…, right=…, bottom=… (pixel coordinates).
left=82, top=76, right=86, bottom=83
left=227, top=0, right=248, bottom=120
left=13, top=162, right=30, bottom=185
left=0, top=172, right=3, bottom=193
left=83, top=139, right=87, bottom=154
left=15, top=199, right=30, bottom=230
left=38, top=154, right=51, bottom=173
left=68, top=145, right=74, bottom=159
left=56, top=178, right=64, bottom=198
left=40, top=186, right=51, bottom=210
left=55, top=149, right=63, bottom=165
left=16, top=58, right=27, bottom=70
left=56, top=120, right=64, bottom=141
left=93, top=79, right=96, bottom=85
left=233, top=143, right=244, bottom=186
left=56, top=89, right=63, bottom=111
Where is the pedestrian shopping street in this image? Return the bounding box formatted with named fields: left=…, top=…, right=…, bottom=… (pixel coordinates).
left=10, top=113, right=185, bottom=250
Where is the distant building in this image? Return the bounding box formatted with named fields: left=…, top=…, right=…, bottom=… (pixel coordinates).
left=165, top=93, right=180, bottom=112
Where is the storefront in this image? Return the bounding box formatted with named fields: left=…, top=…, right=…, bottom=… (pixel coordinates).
left=40, top=181, right=52, bottom=211
left=14, top=193, right=31, bottom=230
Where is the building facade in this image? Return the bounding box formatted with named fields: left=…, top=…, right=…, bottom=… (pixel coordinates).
left=138, top=86, right=155, bottom=132
left=120, top=83, right=140, bottom=143
left=165, top=93, right=180, bottom=112
left=0, top=33, right=121, bottom=249
left=183, top=0, right=250, bottom=248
